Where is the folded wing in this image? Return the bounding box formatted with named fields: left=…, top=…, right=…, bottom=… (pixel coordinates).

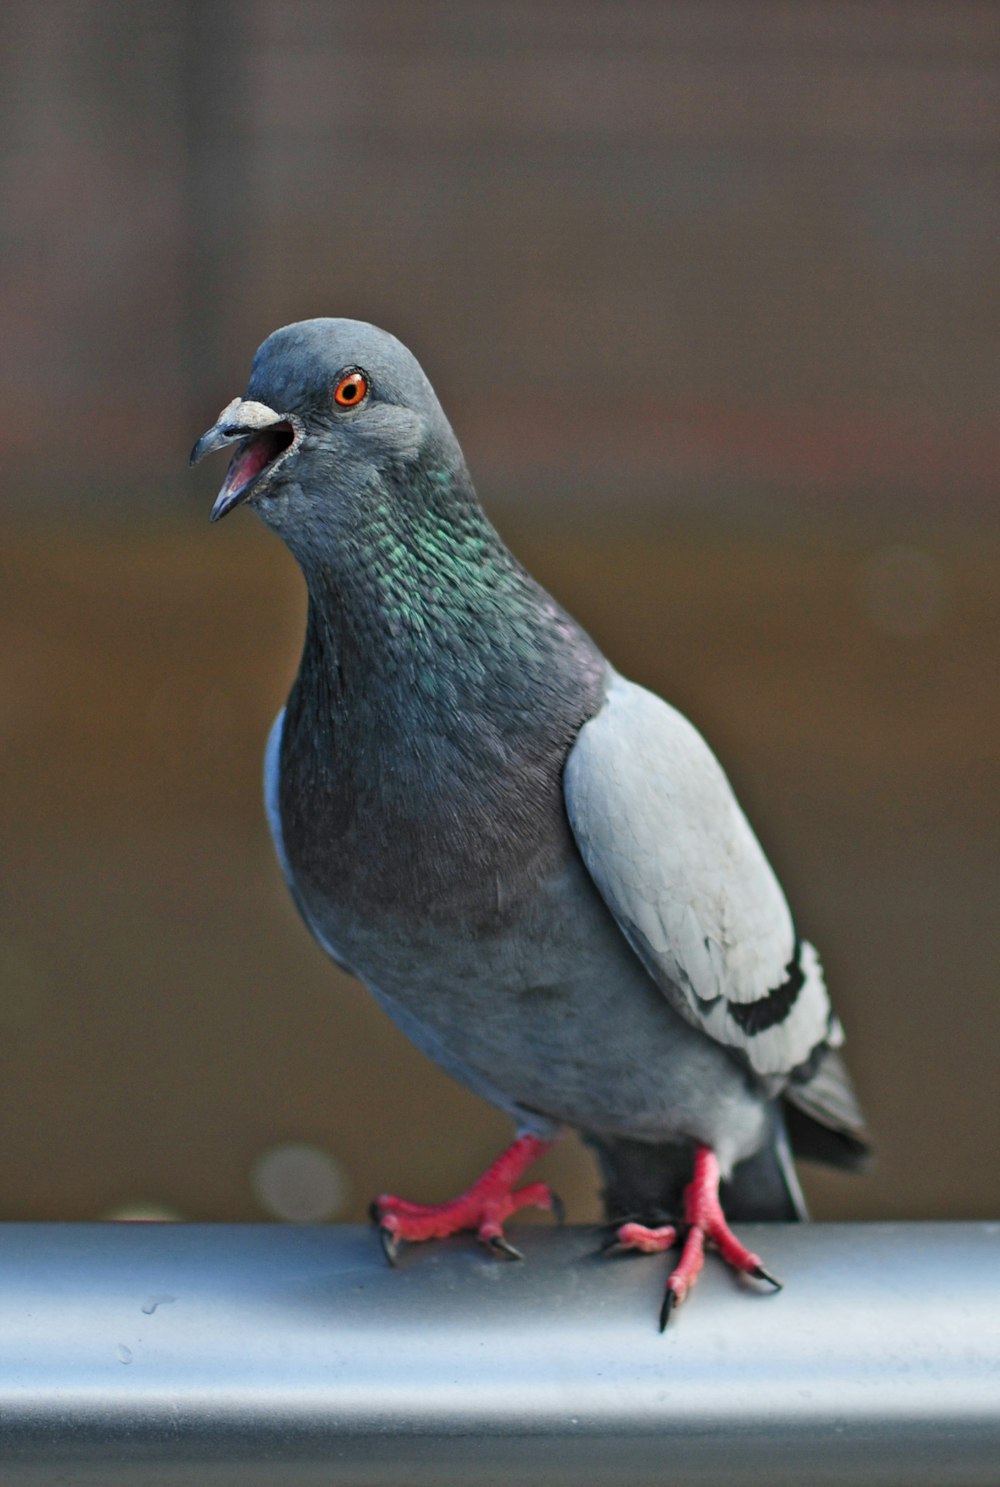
left=564, top=673, right=841, bottom=1084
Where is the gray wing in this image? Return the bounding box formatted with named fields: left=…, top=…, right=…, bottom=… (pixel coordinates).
left=564, top=672, right=841, bottom=1084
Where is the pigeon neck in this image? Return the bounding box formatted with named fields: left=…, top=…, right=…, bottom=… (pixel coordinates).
left=277, top=460, right=608, bottom=913
left=281, top=460, right=608, bottom=815
left=295, top=464, right=586, bottom=705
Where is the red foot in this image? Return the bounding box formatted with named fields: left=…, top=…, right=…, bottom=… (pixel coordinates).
left=370, top=1133, right=560, bottom=1262
left=608, top=1146, right=782, bottom=1329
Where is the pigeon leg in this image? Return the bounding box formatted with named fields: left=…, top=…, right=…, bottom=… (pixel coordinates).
left=606, top=1145, right=782, bottom=1327
left=371, top=1133, right=558, bottom=1260
left=663, top=1145, right=782, bottom=1322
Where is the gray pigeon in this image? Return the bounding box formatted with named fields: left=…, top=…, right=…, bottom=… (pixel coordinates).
left=192, top=318, right=870, bottom=1327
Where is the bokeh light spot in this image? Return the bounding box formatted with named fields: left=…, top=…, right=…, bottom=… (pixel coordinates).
left=102, top=1202, right=184, bottom=1222
left=252, top=1142, right=350, bottom=1222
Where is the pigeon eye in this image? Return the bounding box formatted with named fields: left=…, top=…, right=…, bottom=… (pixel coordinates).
left=333, top=370, right=369, bottom=409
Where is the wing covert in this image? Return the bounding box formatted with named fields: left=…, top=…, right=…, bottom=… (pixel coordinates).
left=564, top=674, right=840, bottom=1081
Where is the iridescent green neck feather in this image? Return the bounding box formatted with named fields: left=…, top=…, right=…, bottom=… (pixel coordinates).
left=278, top=454, right=608, bottom=917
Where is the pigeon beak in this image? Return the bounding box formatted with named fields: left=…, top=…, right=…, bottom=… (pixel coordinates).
left=190, top=398, right=297, bottom=522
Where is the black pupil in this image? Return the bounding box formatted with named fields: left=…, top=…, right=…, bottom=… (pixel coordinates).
left=342, top=381, right=358, bottom=400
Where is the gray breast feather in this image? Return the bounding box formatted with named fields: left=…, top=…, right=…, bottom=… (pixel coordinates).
left=264, top=707, right=354, bottom=977
left=563, top=672, right=840, bottom=1080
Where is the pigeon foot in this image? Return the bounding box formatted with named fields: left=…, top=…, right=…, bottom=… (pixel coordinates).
left=663, top=1145, right=782, bottom=1326
left=370, top=1133, right=558, bottom=1261
left=606, top=1145, right=782, bottom=1329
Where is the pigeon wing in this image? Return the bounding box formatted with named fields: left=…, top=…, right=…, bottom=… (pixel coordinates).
left=564, top=674, right=840, bottom=1083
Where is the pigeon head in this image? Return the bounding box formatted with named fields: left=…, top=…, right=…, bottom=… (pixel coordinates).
left=190, top=319, right=465, bottom=557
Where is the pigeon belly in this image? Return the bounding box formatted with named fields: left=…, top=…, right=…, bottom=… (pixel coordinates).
left=292, top=833, right=771, bottom=1173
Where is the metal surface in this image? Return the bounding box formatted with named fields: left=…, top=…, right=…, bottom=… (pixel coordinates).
left=0, top=1222, right=997, bottom=1485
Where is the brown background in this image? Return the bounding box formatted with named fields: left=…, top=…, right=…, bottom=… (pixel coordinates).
left=1, top=3, right=997, bottom=1228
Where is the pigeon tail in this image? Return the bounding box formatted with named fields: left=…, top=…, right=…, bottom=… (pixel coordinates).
left=783, top=1046, right=873, bottom=1172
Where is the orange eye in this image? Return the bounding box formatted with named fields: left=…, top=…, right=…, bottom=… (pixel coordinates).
left=333, top=369, right=369, bottom=408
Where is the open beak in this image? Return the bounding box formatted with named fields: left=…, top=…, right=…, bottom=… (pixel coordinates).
left=190, top=398, right=297, bottom=522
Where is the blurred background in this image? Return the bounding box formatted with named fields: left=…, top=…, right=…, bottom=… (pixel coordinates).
left=1, top=2, right=997, bottom=1230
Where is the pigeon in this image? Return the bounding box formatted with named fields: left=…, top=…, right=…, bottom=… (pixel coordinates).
left=192, top=318, right=870, bottom=1327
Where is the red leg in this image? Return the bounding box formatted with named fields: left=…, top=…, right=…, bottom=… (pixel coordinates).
left=662, top=1146, right=782, bottom=1327
left=606, top=1145, right=782, bottom=1329
left=370, top=1133, right=560, bottom=1262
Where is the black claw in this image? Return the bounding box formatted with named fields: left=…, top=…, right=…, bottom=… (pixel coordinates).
left=487, top=1234, right=524, bottom=1261
left=600, top=1236, right=629, bottom=1257
left=378, top=1225, right=400, bottom=1266
left=368, top=1199, right=383, bottom=1225
left=751, top=1264, right=783, bottom=1292
left=550, top=1191, right=567, bottom=1226
left=659, top=1287, right=678, bottom=1332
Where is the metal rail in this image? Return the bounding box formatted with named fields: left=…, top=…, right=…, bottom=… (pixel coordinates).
left=0, top=1221, right=997, bottom=1485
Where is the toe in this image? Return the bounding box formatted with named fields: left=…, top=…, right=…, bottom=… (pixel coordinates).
left=607, top=1221, right=678, bottom=1255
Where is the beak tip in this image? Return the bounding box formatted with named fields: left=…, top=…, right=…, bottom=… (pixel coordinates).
left=189, top=433, right=213, bottom=467
left=210, top=488, right=246, bottom=523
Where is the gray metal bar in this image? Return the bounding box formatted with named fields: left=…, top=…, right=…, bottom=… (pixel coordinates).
left=0, top=1222, right=997, bottom=1485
